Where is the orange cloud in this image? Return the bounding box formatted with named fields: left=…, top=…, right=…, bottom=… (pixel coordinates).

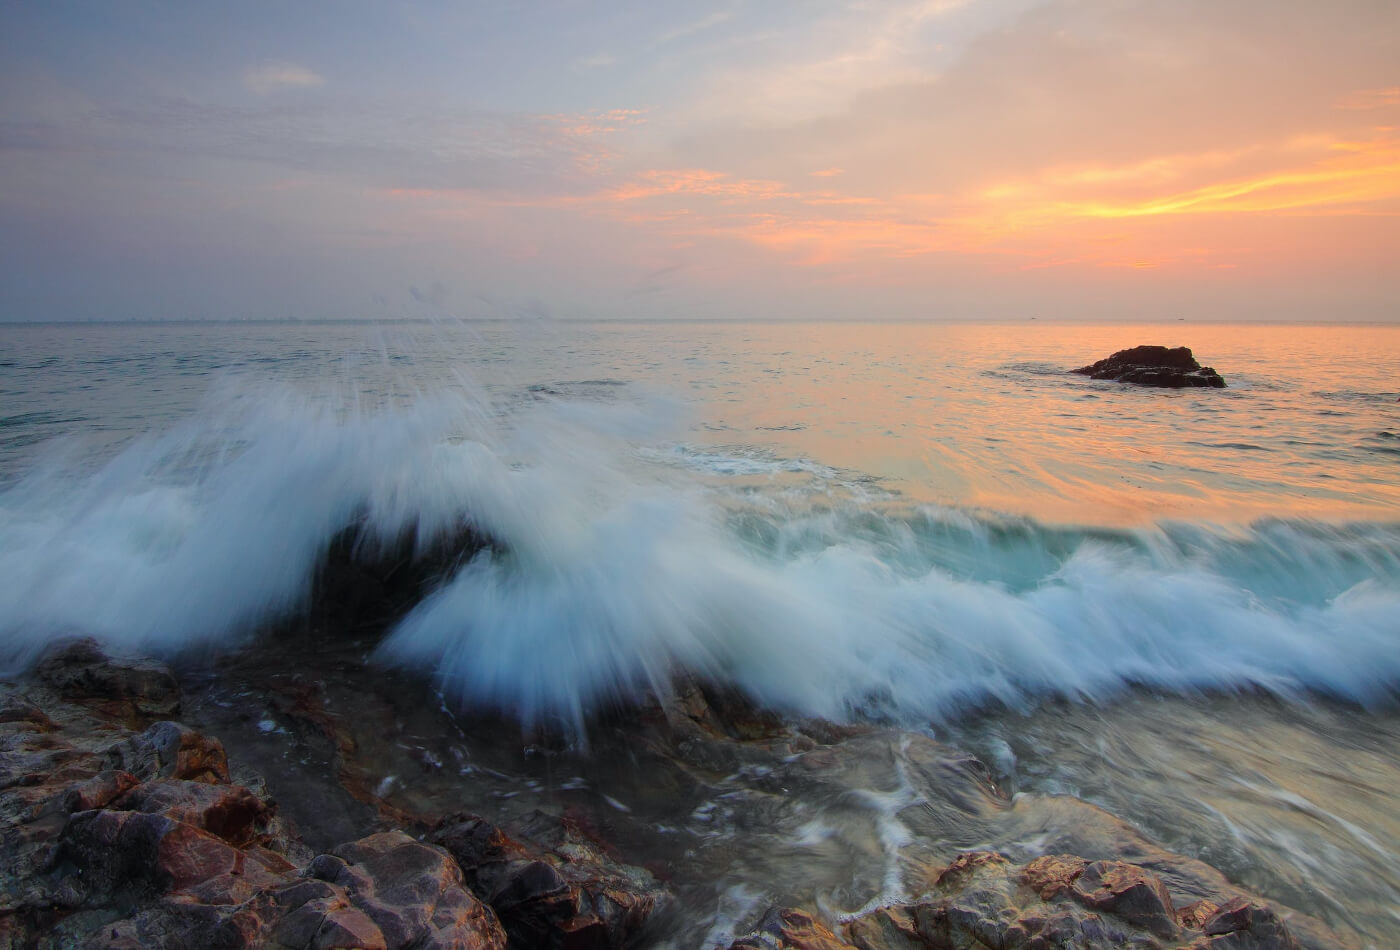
left=602, top=169, right=795, bottom=202
left=379, top=124, right=1399, bottom=280
left=1336, top=87, right=1400, bottom=111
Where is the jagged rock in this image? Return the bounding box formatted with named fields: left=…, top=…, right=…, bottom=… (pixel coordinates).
left=1071, top=859, right=1179, bottom=939
left=55, top=807, right=295, bottom=905
left=55, top=769, right=142, bottom=814
left=114, top=778, right=274, bottom=846
left=432, top=811, right=665, bottom=949
left=102, top=721, right=230, bottom=784
left=1178, top=899, right=1221, bottom=930
left=308, top=831, right=504, bottom=950
left=303, top=522, right=496, bottom=637
left=1198, top=896, right=1298, bottom=948
left=828, top=850, right=1304, bottom=950
left=1072, top=345, right=1226, bottom=388
left=32, top=638, right=180, bottom=719
left=729, top=907, right=858, bottom=950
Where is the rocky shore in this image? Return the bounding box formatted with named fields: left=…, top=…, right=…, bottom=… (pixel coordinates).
left=0, top=639, right=1353, bottom=948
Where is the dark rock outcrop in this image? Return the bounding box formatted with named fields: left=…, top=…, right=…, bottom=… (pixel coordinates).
left=33, top=637, right=180, bottom=720
left=1073, top=345, right=1226, bottom=388
left=432, top=810, right=666, bottom=949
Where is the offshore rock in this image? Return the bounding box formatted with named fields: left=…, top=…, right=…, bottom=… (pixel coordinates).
left=432, top=810, right=666, bottom=949
left=1072, top=345, right=1226, bottom=388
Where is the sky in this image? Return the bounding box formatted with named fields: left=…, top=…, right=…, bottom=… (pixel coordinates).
left=1, top=0, right=1397, bottom=322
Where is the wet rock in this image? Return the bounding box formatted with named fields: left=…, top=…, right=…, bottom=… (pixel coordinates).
left=308, top=831, right=505, bottom=950
left=56, top=770, right=142, bottom=814
left=0, top=695, right=56, bottom=729
left=1200, top=897, right=1299, bottom=949
left=1021, top=853, right=1089, bottom=900
left=32, top=638, right=180, bottom=719
left=1072, top=345, right=1226, bottom=388
left=303, top=522, right=496, bottom=638
left=841, top=851, right=1224, bottom=950
left=432, top=811, right=664, bottom=949
left=115, top=778, right=274, bottom=846
left=1072, top=859, right=1179, bottom=939
left=1178, top=899, right=1221, bottom=930
left=729, top=907, right=859, bottom=950
left=102, top=721, right=230, bottom=783
left=55, top=807, right=294, bottom=904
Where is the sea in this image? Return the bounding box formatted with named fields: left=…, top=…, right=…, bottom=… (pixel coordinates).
left=1, top=319, right=1398, bottom=944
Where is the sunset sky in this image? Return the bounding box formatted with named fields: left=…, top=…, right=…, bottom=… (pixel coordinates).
left=2, top=0, right=1397, bottom=322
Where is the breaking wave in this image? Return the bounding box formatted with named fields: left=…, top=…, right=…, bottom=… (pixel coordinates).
left=2, top=381, right=1397, bottom=733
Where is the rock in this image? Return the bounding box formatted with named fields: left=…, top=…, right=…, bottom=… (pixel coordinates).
left=1178, top=899, right=1220, bottom=930
left=55, top=807, right=294, bottom=904
left=57, top=770, right=142, bottom=814
left=729, top=907, right=859, bottom=950
left=102, top=721, right=230, bottom=783
left=1072, top=345, right=1226, bottom=388
left=432, top=811, right=665, bottom=949
left=308, top=831, right=505, bottom=950
left=841, top=851, right=1213, bottom=950
left=114, top=778, right=274, bottom=846
left=1071, top=859, right=1179, bottom=939
left=32, top=638, right=181, bottom=719
left=302, top=522, right=496, bottom=638
left=1201, top=897, right=1299, bottom=948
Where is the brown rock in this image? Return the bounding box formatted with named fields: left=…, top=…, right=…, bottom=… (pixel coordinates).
left=1179, top=899, right=1221, bottom=930
left=116, top=779, right=273, bottom=846
left=32, top=638, right=180, bottom=719
left=102, top=721, right=230, bottom=783
left=56, top=808, right=290, bottom=906
left=56, top=770, right=142, bottom=814
left=1021, top=853, right=1089, bottom=900
left=1203, top=897, right=1299, bottom=949
left=843, top=906, right=922, bottom=950
left=309, top=830, right=505, bottom=950
left=1071, top=860, right=1179, bottom=939
left=309, top=905, right=390, bottom=950
left=432, top=811, right=664, bottom=950
left=730, top=907, right=858, bottom=950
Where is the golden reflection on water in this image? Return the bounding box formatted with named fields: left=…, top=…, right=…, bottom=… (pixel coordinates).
left=688, top=322, right=1400, bottom=526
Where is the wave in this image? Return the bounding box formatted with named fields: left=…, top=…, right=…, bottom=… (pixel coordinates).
left=1, top=381, right=1397, bottom=734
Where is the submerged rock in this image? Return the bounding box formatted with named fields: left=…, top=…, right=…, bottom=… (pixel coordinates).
left=1, top=639, right=1360, bottom=949
left=737, top=850, right=1305, bottom=950
left=33, top=637, right=181, bottom=720
left=1072, top=345, right=1226, bottom=388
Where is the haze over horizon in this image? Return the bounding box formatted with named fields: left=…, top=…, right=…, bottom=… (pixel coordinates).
left=2, top=1, right=1397, bottom=324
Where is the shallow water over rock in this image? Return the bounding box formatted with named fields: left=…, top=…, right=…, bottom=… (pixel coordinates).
left=176, top=638, right=1393, bottom=947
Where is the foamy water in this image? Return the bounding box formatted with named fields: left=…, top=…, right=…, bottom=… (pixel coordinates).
left=2, top=319, right=1399, bottom=941
left=2, top=322, right=1398, bottom=728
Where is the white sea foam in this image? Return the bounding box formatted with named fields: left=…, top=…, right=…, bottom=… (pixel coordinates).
left=1, top=382, right=1398, bottom=734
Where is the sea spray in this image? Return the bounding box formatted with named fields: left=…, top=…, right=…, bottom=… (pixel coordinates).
left=2, top=377, right=1398, bottom=730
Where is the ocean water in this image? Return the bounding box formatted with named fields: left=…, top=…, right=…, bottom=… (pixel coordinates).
left=2, top=319, right=1398, bottom=942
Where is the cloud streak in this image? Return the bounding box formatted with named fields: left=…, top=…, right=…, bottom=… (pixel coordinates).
left=242, top=63, right=325, bottom=96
